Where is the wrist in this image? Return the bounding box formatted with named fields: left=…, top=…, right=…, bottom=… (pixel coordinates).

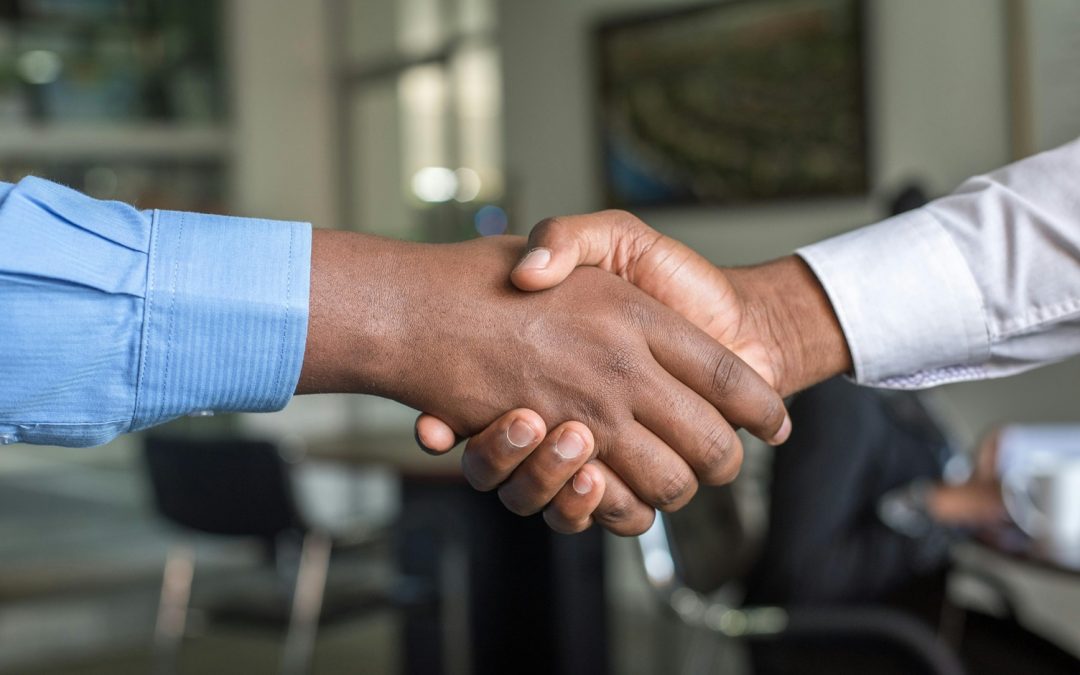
left=726, top=255, right=851, bottom=397
left=298, top=229, right=419, bottom=397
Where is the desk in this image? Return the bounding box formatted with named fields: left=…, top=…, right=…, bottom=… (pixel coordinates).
left=973, top=526, right=1080, bottom=577
left=307, top=431, right=461, bottom=474
left=947, top=532, right=1080, bottom=673
left=308, top=433, right=609, bottom=675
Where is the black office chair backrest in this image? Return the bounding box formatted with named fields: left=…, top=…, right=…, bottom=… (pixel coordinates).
left=658, top=378, right=953, bottom=600
left=664, top=485, right=749, bottom=596
left=143, top=436, right=303, bottom=538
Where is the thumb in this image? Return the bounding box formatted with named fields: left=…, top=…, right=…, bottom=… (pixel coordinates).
left=414, top=413, right=461, bottom=455
left=510, top=210, right=654, bottom=292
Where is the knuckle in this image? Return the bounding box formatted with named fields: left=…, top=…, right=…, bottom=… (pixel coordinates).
left=603, top=343, right=641, bottom=382
left=497, top=485, right=539, bottom=517
left=601, top=209, right=643, bottom=230
left=461, top=449, right=507, bottom=491
left=614, top=509, right=656, bottom=537
left=708, top=350, right=744, bottom=399
left=543, top=509, right=587, bottom=535
left=760, top=395, right=787, bottom=434
left=528, top=466, right=567, bottom=497
left=701, top=431, right=744, bottom=485
left=460, top=455, right=498, bottom=492
left=594, top=490, right=638, bottom=527
left=651, top=469, right=698, bottom=512
left=603, top=210, right=664, bottom=263
left=531, top=215, right=569, bottom=243
left=695, top=424, right=738, bottom=484
left=577, top=397, right=612, bottom=430
left=616, top=293, right=654, bottom=330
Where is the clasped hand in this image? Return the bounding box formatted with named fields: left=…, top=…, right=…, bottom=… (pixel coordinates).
left=404, top=212, right=814, bottom=535
left=300, top=215, right=835, bottom=536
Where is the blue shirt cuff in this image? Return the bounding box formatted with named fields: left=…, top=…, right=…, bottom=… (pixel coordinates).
left=130, top=209, right=311, bottom=430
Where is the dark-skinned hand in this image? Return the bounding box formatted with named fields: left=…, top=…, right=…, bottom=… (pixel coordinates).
left=299, top=230, right=790, bottom=535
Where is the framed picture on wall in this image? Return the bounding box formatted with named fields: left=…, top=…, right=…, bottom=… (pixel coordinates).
left=1007, top=0, right=1080, bottom=160
left=594, top=0, right=868, bottom=209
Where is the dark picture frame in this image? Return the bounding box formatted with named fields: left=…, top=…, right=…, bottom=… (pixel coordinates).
left=593, top=0, right=869, bottom=209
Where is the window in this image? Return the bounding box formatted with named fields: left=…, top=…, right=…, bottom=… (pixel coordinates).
left=332, top=0, right=505, bottom=241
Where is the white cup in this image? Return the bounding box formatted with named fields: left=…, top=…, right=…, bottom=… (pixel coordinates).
left=998, top=425, right=1080, bottom=567
left=1003, top=463, right=1080, bottom=566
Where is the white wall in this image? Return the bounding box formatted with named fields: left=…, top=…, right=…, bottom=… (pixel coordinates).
left=497, top=0, right=1080, bottom=441
left=228, top=0, right=336, bottom=226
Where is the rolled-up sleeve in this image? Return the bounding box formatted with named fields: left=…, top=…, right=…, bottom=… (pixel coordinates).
left=0, top=177, right=311, bottom=447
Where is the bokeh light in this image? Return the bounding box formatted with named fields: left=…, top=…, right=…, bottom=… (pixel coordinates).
left=474, top=204, right=508, bottom=236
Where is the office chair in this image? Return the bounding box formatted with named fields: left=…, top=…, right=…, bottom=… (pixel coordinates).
left=636, top=378, right=968, bottom=675
left=638, top=501, right=966, bottom=675
left=143, top=436, right=398, bottom=675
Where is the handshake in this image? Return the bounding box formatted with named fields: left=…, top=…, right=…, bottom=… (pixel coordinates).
left=298, top=210, right=852, bottom=536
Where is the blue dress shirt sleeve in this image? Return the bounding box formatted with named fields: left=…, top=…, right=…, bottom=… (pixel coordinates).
left=0, top=177, right=311, bottom=447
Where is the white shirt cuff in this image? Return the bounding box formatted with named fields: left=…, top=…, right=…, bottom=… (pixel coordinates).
left=796, top=209, right=990, bottom=387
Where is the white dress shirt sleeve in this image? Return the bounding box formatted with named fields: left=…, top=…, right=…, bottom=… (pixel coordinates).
left=796, top=136, right=1080, bottom=389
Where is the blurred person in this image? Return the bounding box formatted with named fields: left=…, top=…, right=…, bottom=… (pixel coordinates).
left=745, top=377, right=954, bottom=675
left=420, top=136, right=1080, bottom=534
left=882, top=424, right=1080, bottom=542
left=743, top=409, right=1078, bottom=675
left=878, top=429, right=1008, bottom=538
left=745, top=182, right=955, bottom=607
left=0, top=175, right=792, bottom=538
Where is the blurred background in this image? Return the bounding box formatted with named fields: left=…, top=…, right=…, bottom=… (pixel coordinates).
left=1, top=0, right=1079, bottom=673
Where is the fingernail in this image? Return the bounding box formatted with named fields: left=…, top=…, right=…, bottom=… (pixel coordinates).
left=573, top=471, right=593, bottom=495
left=507, top=419, right=536, bottom=448
left=769, top=414, right=792, bottom=446
left=554, top=429, right=586, bottom=460
left=516, top=247, right=551, bottom=271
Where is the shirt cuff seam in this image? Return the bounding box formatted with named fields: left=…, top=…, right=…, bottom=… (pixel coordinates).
left=160, top=211, right=184, bottom=421
left=273, top=221, right=297, bottom=398
left=131, top=208, right=164, bottom=433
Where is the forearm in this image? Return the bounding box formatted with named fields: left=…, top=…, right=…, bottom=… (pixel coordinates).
left=727, top=255, right=852, bottom=397
left=296, top=230, right=532, bottom=433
